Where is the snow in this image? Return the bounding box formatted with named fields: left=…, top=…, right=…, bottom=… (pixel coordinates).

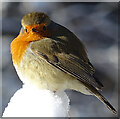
left=3, top=84, right=70, bottom=117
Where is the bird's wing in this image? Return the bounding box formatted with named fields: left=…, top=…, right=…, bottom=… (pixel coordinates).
left=31, top=39, right=103, bottom=90
left=31, top=40, right=117, bottom=114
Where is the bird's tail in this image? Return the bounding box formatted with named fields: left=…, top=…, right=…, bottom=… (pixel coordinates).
left=81, top=81, right=117, bottom=115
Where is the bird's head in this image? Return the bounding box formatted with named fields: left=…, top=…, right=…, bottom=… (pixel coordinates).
left=20, top=12, right=52, bottom=41
left=11, top=12, right=54, bottom=65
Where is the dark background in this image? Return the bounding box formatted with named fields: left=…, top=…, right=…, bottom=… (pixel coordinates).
left=1, top=2, right=119, bottom=117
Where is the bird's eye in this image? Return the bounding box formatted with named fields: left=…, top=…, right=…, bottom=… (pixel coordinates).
left=43, top=26, right=46, bottom=31
left=32, top=28, right=37, bottom=32
left=25, top=28, right=27, bottom=32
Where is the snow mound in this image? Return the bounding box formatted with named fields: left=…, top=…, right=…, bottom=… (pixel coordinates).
left=3, top=84, right=70, bottom=117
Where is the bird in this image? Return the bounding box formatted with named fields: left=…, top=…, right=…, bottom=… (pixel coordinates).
left=11, top=12, right=117, bottom=114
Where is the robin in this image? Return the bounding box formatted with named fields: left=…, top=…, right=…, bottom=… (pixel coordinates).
left=11, top=12, right=117, bottom=114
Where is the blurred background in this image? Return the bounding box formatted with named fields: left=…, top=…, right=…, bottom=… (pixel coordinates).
left=1, top=2, right=119, bottom=117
